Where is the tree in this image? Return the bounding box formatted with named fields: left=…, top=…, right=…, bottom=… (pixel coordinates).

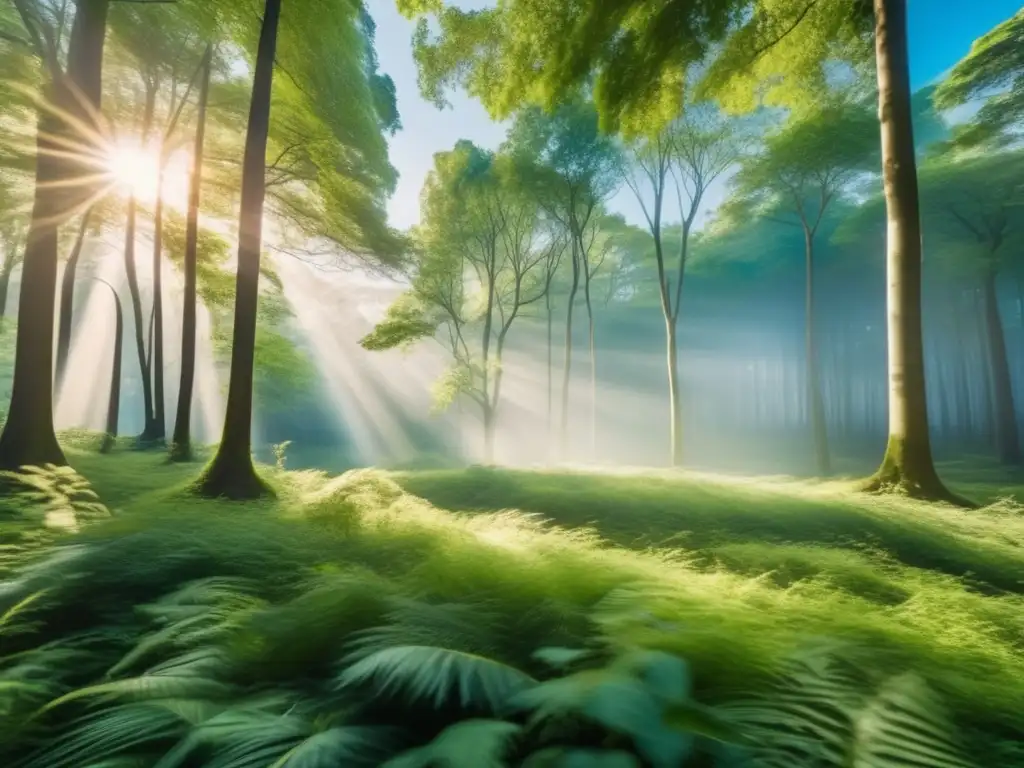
left=362, top=143, right=551, bottom=463
left=0, top=183, right=26, bottom=328
left=93, top=278, right=123, bottom=454
left=933, top=8, right=1023, bottom=148
left=621, top=102, right=742, bottom=465
left=916, top=152, right=1024, bottom=464
left=107, top=1, right=214, bottom=442
left=194, top=0, right=282, bottom=499
left=505, top=102, right=620, bottom=459
left=399, top=0, right=972, bottom=502
left=197, top=0, right=402, bottom=498
left=724, top=100, right=878, bottom=475
left=0, top=0, right=113, bottom=469
left=703, top=0, right=974, bottom=502
left=171, top=44, right=213, bottom=462
left=54, top=206, right=94, bottom=387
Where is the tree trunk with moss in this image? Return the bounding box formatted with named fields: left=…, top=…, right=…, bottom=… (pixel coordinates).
left=862, top=0, right=970, bottom=505
left=172, top=46, right=213, bottom=462
left=196, top=0, right=281, bottom=499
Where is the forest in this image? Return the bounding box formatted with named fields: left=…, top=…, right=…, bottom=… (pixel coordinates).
left=1, top=0, right=1024, bottom=765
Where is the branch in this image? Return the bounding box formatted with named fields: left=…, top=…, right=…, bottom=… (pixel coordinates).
left=748, top=1, right=820, bottom=63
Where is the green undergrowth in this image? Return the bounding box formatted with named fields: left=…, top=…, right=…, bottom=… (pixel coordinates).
left=395, top=466, right=1024, bottom=594
left=0, top=448, right=1022, bottom=765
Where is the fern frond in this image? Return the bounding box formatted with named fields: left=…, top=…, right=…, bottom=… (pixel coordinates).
left=382, top=719, right=520, bottom=768
left=269, top=725, right=391, bottom=767
left=532, top=647, right=593, bottom=671
left=336, top=645, right=536, bottom=710
left=18, top=702, right=187, bottom=768
left=850, top=674, right=972, bottom=768
left=346, top=598, right=502, bottom=661
left=522, top=747, right=642, bottom=767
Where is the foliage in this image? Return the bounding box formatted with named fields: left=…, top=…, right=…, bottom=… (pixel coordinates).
left=362, top=140, right=554, bottom=422
left=837, top=149, right=1024, bottom=280
left=404, top=0, right=742, bottom=136
left=698, top=0, right=875, bottom=117
left=722, top=99, right=878, bottom=231
left=0, top=451, right=1021, bottom=765
left=934, top=9, right=1024, bottom=147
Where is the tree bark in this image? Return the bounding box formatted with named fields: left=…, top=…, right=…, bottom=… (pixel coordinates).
left=583, top=261, right=596, bottom=461
left=482, top=404, right=496, bottom=464
left=171, top=46, right=212, bottom=462
left=545, top=290, right=553, bottom=447
left=666, top=321, right=682, bottom=467
left=196, top=0, right=282, bottom=499
left=151, top=161, right=166, bottom=441
left=862, top=0, right=970, bottom=505
left=559, top=234, right=581, bottom=460
left=981, top=269, right=1020, bottom=464
left=0, top=0, right=110, bottom=470
left=123, top=195, right=157, bottom=441
left=97, top=280, right=123, bottom=454
left=804, top=227, right=831, bottom=475
left=55, top=209, right=94, bottom=390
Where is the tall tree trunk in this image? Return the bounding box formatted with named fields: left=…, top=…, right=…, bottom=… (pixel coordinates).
left=973, top=286, right=997, bottom=449
left=171, top=45, right=212, bottom=462
left=482, top=404, right=496, bottom=464
left=197, top=0, right=282, bottom=499
left=0, top=258, right=13, bottom=330
left=98, top=280, right=123, bottom=454
left=545, top=290, right=553, bottom=449
left=583, top=266, right=596, bottom=461
left=981, top=269, right=1020, bottom=464
left=123, top=196, right=156, bottom=440
left=666, top=321, right=682, bottom=466
left=804, top=228, right=830, bottom=475
left=0, top=0, right=110, bottom=469
left=862, top=0, right=967, bottom=504
left=151, top=162, right=166, bottom=441
left=559, top=235, right=580, bottom=461
left=55, top=209, right=94, bottom=390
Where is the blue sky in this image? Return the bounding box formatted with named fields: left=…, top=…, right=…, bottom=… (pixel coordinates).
left=371, top=0, right=1022, bottom=232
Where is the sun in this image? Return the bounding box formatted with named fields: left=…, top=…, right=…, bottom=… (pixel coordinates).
left=104, top=139, right=192, bottom=210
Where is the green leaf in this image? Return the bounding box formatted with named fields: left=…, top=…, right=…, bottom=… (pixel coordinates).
left=336, top=645, right=536, bottom=711
left=522, top=748, right=641, bottom=768
left=382, top=719, right=520, bottom=768
left=531, top=647, right=592, bottom=670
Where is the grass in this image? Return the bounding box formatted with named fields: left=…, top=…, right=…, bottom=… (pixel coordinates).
left=2, top=443, right=1024, bottom=765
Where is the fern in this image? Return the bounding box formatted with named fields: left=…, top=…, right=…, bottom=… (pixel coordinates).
left=153, top=702, right=391, bottom=768
left=522, top=748, right=642, bottom=767
left=336, top=645, right=537, bottom=710
left=848, top=674, right=971, bottom=768
left=382, top=719, right=520, bottom=767
left=18, top=702, right=190, bottom=768
left=725, top=651, right=973, bottom=768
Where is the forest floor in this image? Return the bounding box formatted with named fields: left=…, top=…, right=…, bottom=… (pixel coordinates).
left=2, top=438, right=1024, bottom=764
